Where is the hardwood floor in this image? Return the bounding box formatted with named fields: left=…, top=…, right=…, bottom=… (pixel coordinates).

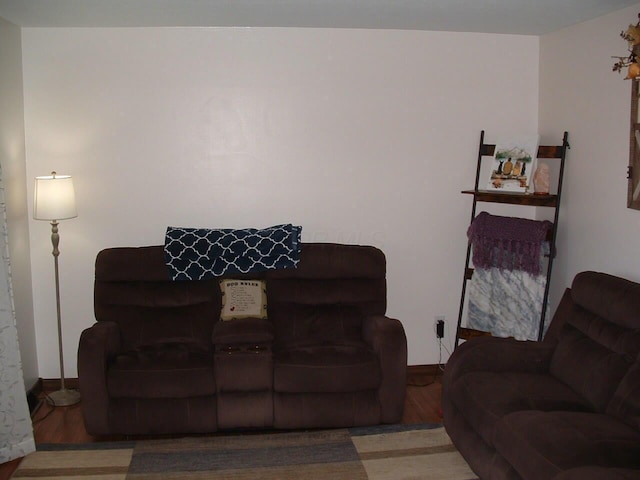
left=0, top=367, right=442, bottom=480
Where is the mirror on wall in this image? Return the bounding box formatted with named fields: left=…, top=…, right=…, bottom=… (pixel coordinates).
left=629, top=80, right=640, bottom=210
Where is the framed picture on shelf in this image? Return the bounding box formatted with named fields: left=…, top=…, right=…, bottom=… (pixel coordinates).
left=486, top=134, right=539, bottom=193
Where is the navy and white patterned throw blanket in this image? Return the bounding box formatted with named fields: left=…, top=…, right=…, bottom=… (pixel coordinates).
left=164, top=224, right=302, bottom=280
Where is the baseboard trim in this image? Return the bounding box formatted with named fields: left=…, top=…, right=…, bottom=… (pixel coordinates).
left=33, top=378, right=80, bottom=414
left=407, top=364, right=444, bottom=386
left=27, top=379, right=43, bottom=417
left=41, top=377, right=80, bottom=391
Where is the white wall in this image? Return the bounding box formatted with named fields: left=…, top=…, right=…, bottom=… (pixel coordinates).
left=22, top=27, right=539, bottom=376
left=540, top=3, right=640, bottom=312
left=0, top=16, right=38, bottom=390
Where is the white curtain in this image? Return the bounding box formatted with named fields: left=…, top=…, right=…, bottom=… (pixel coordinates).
left=0, top=163, right=35, bottom=463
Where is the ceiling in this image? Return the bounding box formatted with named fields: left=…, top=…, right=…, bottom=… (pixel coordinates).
left=0, top=0, right=637, bottom=35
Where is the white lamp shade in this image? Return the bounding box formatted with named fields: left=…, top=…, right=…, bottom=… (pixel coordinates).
left=34, top=174, right=78, bottom=221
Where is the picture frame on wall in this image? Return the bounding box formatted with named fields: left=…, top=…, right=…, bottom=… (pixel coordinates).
left=485, top=134, right=540, bottom=193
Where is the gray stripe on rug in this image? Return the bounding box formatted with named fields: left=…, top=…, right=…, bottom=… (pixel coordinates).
left=128, top=441, right=360, bottom=473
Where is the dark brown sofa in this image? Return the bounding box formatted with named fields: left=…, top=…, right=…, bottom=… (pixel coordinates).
left=78, top=242, right=407, bottom=435
left=443, top=271, right=640, bottom=480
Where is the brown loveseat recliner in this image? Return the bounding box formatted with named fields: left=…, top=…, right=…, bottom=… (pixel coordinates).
left=78, top=243, right=407, bottom=435
left=443, top=271, right=640, bottom=480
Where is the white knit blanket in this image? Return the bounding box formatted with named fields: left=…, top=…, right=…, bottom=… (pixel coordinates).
left=467, top=267, right=548, bottom=340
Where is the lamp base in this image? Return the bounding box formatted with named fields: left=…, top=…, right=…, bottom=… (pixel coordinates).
left=47, top=388, right=81, bottom=407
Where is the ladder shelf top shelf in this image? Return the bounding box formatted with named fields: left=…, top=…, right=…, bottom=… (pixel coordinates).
left=461, top=190, right=557, bottom=207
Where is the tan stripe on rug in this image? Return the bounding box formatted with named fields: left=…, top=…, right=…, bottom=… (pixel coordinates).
left=12, top=448, right=133, bottom=479
left=352, top=427, right=477, bottom=480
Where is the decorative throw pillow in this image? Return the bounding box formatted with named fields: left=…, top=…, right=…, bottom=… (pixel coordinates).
left=219, top=279, right=267, bottom=321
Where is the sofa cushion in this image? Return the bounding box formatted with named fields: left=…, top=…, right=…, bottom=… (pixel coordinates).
left=98, top=302, right=218, bottom=353
left=552, top=466, right=640, bottom=480
left=607, top=356, right=640, bottom=430
left=494, top=411, right=640, bottom=480
left=273, top=391, right=380, bottom=428
left=108, top=342, right=215, bottom=398
left=450, top=371, right=592, bottom=447
left=270, top=304, right=364, bottom=348
left=569, top=271, right=640, bottom=329
left=548, top=272, right=640, bottom=412
left=549, top=310, right=640, bottom=412
left=273, top=344, right=380, bottom=393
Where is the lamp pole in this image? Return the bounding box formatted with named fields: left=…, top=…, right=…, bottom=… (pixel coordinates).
left=52, top=220, right=66, bottom=391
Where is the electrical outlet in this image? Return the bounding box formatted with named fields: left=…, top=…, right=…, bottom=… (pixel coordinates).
left=436, top=316, right=445, bottom=339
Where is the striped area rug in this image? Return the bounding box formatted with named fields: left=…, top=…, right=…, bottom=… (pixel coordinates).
left=13, top=424, right=478, bottom=479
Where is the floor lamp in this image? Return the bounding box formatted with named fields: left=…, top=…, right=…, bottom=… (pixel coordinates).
left=34, top=171, right=81, bottom=407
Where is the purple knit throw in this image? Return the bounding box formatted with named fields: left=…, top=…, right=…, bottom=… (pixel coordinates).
left=467, top=212, right=552, bottom=276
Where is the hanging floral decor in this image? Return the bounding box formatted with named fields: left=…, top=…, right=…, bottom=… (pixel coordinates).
left=613, top=13, right=640, bottom=79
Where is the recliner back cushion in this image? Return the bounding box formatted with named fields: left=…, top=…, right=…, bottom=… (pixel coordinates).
left=265, top=243, right=386, bottom=314
left=570, top=271, right=640, bottom=329
left=270, top=304, right=363, bottom=348
left=607, top=356, right=640, bottom=430
left=94, top=246, right=220, bottom=352
left=264, top=243, right=386, bottom=348
left=550, top=272, right=640, bottom=412
left=97, top=302, right=217, bottom=352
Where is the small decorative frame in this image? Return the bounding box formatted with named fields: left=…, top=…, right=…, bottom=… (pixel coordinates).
left=485, top=135, right=539, bottom=193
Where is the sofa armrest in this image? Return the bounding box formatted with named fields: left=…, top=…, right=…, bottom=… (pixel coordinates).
left=362, top=315, right=407, bottom=423
left=77, top=321, right=121, bottom=435
left=212, top=318, right=274, bottom=350
left=443, top=336, right=556, bottom=401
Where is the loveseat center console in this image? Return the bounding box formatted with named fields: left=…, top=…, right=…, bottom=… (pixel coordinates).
left=213, top=318, right=274, bottom=429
